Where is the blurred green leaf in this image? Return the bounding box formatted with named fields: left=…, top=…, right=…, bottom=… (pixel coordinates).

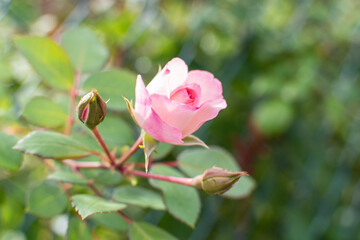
left=47, top=170, right=88, bottom=185
left=97, top=115, right=133, bottom=150
left=252, top=100, right=294, bottom=137
left=71, top=194, right=127, bottom=220
left=14, top=131, right=96, bottom=160
left=149, top=165, right=200, bottom=228
left=15, top=36, right=74, bottom=90
left=0, top=132, right=22, bottom=171
left=81, top=169, right=123, bottom=186
left=67, top=216, right=92, bottom=240
left=113, top=185, right=166, bottom=210
left=28, top=181, right=67, bottom=218
left=178, top=147, right=256, bottom=199
left=90, top=212, right=128, bottom=232
left=83, top=70, right=136, bottom=111
left=62, top=27, right=109, bottom=73
left=129, top=222, right=178, bottom=240
left=152, top=142, right=173, bottom=160
left=22, top=96, right=67, bottom=128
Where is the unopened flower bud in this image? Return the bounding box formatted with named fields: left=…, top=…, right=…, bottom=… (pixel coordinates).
left=200, top=167, right=248, bottom=195
left=77, top=89, right=107, bottom=129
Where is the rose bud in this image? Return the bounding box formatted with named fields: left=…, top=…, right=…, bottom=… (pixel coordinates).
left=200, top=167, right=248, bottom=195
left=131, top=58, right=227, bottom=145
left=77, top=89, right=107, bottom=129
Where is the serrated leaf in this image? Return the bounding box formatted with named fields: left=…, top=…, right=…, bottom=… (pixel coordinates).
left=48, top=170, right=88, bottom=185
left=149, top=165, right=200, bottom=228
left=129, top=222, right=178, bottom=240
left=22, top=96, right=67, bottom=128
left=83, top=70, right=136, bottom=111
left=62, top=27, right=109, bottom=72
left=181, top=135, right=209, bottom=149
left=113, top=185, right=166, bottom=210
left=0, top=132, right=22, bottom=171
left=178, top=147, right=256, bottom=199
left=15, top=36, right=74, bottom=90
left=28, top=181, right=67, bottom=218
left=13, top=131, right=97, bottom=160
left=71, top=194, right=127, bottom=220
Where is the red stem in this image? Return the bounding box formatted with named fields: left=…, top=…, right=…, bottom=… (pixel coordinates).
left=64, top=71, right=81, bottom=135
left=63, top=159, right=109, bottom=169
left=91, top=127, right=116, bottom=165
left=116, top=135, right=143, bottom=166
left=122, top=168, right=195, bottom=187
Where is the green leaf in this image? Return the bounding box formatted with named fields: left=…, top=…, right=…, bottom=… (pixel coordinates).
left=83, top=70, right=136, bottom=111
left=62, top=27, right=109, bottom=72
left=15, top=36, right=74, bottom=90
left=149, top=165, right=200, bottom=228
left=67, top=216, right=92, bottom=240
left=28, top=181, right=67, bottom=218
left=13, top=131, right=96, bottom=160
left=22, top=96, right=67, bottom=128
left=97, top=115, right=133, bottom=149
left=71, top=194, right=127, bottom=220
left=113, top=185, right=166, bottom=210
left=47, top=170, right=88, bottom=185
left=178, top=147, right=256, bottom=199
left=143, top=133, right=158, bottom=173
left=0, top=132, right=22, bottom=171
left=129, top=222, right=178, bottom=240
left=90, top=212, right=128, bottom=232
left=152, top=142, right=173, bottom=160
left=81, top=168, right=123, bottom=186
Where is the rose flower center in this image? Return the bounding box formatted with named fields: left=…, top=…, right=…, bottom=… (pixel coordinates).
left=170, top=87, right=197, bottom=105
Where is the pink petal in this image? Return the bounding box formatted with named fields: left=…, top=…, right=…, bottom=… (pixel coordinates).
left=134, top=75, right=184, bottom=144
left=150, top=94, right=199, bottom=136
left=146, top=58, right=188, bottom=97
left=185, top=70, right=224, bottom=105
left=181, top=98, right=227, bottom=137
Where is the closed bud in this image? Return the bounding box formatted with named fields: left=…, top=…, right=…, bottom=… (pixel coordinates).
left=200, top=167, right=248, bottom=195
left=77, top=89, right=107, bottom=129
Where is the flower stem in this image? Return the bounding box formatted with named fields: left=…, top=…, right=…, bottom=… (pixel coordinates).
left=116, top=135, right=143, bottom=166
left=64, top=71, right=81, bottom=135
left=91, top=127, right=116, bottom=165
left=121, top=168, right=196, bottom=187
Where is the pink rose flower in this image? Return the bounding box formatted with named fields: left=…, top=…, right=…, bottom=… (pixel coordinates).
left=134, top=58, right=227, bottom=145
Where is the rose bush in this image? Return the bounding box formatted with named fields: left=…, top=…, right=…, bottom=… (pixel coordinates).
left=133, top=58, right=227, bottom=144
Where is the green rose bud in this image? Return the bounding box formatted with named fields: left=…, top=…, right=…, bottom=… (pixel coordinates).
left=77, top=89, right=107, bottom=129
left=200, top=167, right=248, bottom=195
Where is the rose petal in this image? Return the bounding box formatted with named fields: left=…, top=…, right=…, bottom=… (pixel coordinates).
left=150, top=94, right=199, bottom=136
left=185, top=70, right=224, bottom=105
left=146, top=58, right=188, bottom=97
left=134, top=75, right=184, bottom=144
left=181, top=98, right=227, bottom=137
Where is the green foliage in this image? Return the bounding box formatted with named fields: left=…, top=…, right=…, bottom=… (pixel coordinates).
left=67, top=216, right=92, bottom=240
left=113, top=185, right=166, bottom=210
left=150, top=165, right=201, bottom=228
left=83, top=70, right=136, bottom=111
left=71, top=194, right=127, bottom=220
left=62, top=27, right=109, bottom=72
left=14, top=131, right=96, bottom=159
left=47, top=170, right=88, bottom=185
left=128, top=222, right=178, bottom=240
left=22, top=96, right=67, bottom=128
left=0, top=132, right=22, bottom=171
left=27, top=181, right=67, bottom=218
left=15, top=36, right=74, bottom=90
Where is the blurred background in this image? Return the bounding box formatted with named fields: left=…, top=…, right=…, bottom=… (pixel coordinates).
left=1, top=0, right=360, bottom=239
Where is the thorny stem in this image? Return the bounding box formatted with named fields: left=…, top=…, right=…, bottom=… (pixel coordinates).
left=64, top=71, right=81, bottom=135
left=120, top=168, right=197, bottom=187
left=91, top=127, right=116, bottom=166
left=116, top=135, right=143, bottom=166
